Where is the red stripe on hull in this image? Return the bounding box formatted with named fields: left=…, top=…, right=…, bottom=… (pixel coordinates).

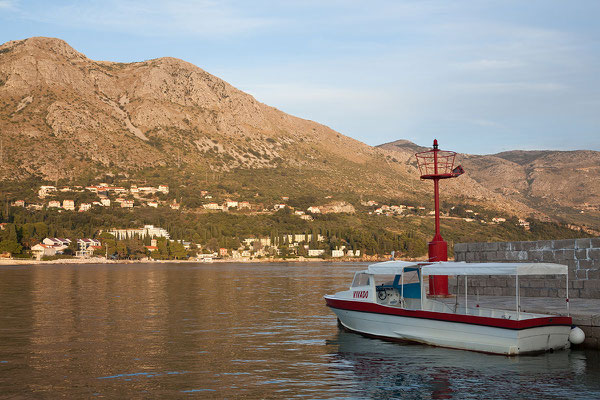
left=325, top=297, right=571, bottom=330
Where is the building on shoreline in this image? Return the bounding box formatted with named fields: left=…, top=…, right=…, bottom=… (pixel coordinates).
left=107, top=225, right=170, bottom=240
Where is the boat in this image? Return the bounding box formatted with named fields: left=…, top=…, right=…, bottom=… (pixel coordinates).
left=324, top=260, right=584, bottom=355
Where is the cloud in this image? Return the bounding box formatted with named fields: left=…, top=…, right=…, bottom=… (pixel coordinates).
left=454, top=59, right=525, bottom=71
left=464, top=118, right=502, bottom=128
left=0, top=0, right=17, bottom=9
left=242, top=82, right=400, bottom=120
left=452, top=82, right=568, bottom=94
left=17, top=0, right=277, bottom=38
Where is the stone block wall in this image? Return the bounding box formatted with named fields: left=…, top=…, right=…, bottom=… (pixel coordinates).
left=453, top=238, right=600, bottom=299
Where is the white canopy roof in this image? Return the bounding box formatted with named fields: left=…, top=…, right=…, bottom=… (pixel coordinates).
left=367, top=260, right=419, bottom=275
left=367, top=260, right=567, bottom=276
left=422, top=262, right=567, bottom=276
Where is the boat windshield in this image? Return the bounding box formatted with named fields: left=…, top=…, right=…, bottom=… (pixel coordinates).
left=351, top=273, right=370, bottom=287
left=373, top=275, right=395, bottom=286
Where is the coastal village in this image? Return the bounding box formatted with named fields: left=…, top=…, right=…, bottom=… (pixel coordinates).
left=0, top=182, right=534, bottom=262
left=13, top=183, right=530, bottom=226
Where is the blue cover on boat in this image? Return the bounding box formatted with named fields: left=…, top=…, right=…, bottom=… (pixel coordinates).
left=398, top=282, right=420, bottom=298
left=391, top=269, right=421, bottom=298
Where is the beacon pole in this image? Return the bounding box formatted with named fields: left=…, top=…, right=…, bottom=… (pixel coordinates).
left=415, top=139, right=464, bottom=296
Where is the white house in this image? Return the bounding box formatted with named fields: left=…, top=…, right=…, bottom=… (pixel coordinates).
left=38, top=186, right=57, bottom=198
left=38, top=238, right=70, bottom=256
left=48, top=200, right=61, bottom=208
left=76, top=238, right=101, bottom=257
left=76, top=238, right=100, bottom=249
left=121, top=200, right=134, bottom=208
left=31, top=243, right=57, bottom=260
left=331, top=249, right=344, bottom=258
left=308, top=249, right=325, bottom=257
left=203, top=203, right=222, bottom=210
left=238, top=201, right=251, bottom=210
left=43, top=238, right=71, bottom=248
left=63, top=200, right=75, bottom=211
left=225, top=200, right=239, bottom=208
left=158, top=185, right=169, bottom=194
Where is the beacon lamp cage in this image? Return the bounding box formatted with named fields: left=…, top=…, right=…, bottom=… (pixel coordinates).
left=415, top=149, right=464, bottom=180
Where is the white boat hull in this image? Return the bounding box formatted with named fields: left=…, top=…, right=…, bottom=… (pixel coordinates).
left=326, top=298, right=571, bottom=355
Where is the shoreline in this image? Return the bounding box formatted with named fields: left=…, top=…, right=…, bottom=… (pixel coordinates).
left=0, top=256, right=389, bottom=266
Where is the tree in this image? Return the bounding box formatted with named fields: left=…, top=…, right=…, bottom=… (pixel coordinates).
left=101, top=238, right=117, bottom=257
left=116, top=241, right=128, bottom=259
left=156, top=237, right=169, bottom=259
left=0, top=240, right=22, bottom=255
left=64, top=241, right=78, bottom=256
left=169, top=241, right=188, bottom=259
left=122, top=238, right=146, bottom=259
left=206, top=238, right=219, bottom=252
left=0, top=224, right=18, bottom=243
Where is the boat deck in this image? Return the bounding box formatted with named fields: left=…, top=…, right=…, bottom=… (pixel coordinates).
left=439, top=294, right=600, bottom=348
left=379, top=297, right=551, bottom=321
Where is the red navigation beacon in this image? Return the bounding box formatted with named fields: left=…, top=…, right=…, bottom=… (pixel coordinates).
left=415, top=139, right=464, bottom=296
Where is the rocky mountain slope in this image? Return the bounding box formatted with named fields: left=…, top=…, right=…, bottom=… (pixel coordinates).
left=0, top=37, right=592, bottom=229
left=379, top=140, right=600, bottom=231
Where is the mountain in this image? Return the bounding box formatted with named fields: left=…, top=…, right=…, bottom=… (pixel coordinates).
left=0, top=37, right=595, bottom=233
left=0, top=37, right=371, bottom=177
left=379, top=140, right=600, bottom=232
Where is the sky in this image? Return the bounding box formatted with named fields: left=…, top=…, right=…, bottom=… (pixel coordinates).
left=1, top=0, right=599, bottom=154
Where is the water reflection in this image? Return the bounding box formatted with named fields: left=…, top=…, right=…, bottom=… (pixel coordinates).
left=328, top=329, right=600, bottom=399
left=0, top=262, right=599, bottom=399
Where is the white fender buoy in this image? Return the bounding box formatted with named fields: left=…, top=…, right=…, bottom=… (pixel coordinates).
left=569, top=326, right=585, bottom=345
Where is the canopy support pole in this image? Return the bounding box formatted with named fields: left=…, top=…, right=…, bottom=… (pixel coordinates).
left=454, top=276, right=459, bottom=311
left=566, top=273, right=570, bottom=316
left=401, top=267, right=405, bottom=307
left=420, top=269, right=424, bottom=311
left=465, top=276, right=468, bottom=314
left=516, top=274, right=520, bottom=320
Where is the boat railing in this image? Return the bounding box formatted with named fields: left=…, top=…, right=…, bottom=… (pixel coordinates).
left=461, top=305, right=550, bottom=320
left=425, top=299, right=457, bottom=314
left=423, top=300, right=550, bottom=320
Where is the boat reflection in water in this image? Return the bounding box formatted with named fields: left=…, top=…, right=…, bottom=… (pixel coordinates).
left=326, top=329, right=599, bottom=400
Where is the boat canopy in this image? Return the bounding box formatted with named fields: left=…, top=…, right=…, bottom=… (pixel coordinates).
left=367, top=260, right=419, bottom=275
left=422, top=262, right=567, bottom=276
left=367, top=261, right=567, bottom=276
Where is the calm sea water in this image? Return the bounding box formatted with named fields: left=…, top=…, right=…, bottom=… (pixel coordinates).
left=0, top=262, right=599, bottom=399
